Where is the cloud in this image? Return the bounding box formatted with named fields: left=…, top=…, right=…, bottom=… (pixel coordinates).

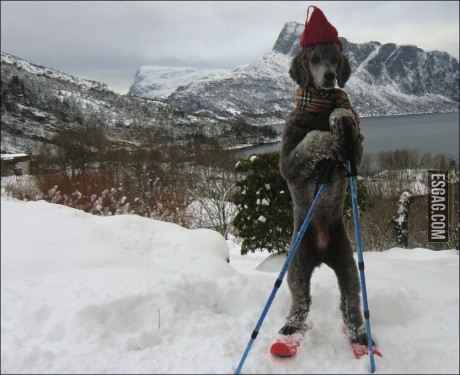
left=1, top=1, right=458, bottom=94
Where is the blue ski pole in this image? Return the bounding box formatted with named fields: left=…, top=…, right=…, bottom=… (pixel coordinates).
left=346, top=129, right=377, bottom=373
left=235, top=158, right=337, bottom=375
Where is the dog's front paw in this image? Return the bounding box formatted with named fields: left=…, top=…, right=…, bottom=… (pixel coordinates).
left=328, top=138, right=348, bottom=162
left=330, top=108, right=357, bottom=137
left=278, top=323, right=308, bottom=336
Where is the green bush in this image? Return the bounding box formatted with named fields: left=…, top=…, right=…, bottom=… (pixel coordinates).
left=233, top=152, right=293, bottom=255
left=344, top=177, right=374, bottom=221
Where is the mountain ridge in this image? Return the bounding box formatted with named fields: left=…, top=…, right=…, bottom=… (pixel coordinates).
left=1, top=20, right=458, bottom=156
left=129, top=21, right=459, bottom=125
left=0, top=52, right=276, bottom=155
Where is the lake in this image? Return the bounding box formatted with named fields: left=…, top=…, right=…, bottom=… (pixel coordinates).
left=237, top=112, right=459, bottom=159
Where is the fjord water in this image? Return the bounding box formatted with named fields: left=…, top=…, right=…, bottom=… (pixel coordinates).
left=239, top=112, right=459, bottom=158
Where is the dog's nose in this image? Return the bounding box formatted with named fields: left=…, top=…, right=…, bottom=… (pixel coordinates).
left=324, top=72, right=336, bottom=82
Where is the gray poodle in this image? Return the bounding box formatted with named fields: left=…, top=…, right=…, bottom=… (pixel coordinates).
left=279, top=44, right=368, bottom=345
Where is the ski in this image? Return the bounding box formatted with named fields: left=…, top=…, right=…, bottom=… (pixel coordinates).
left=270, top=325, right=382, bottom=359
left=343, top=327, right=383, bottom=359
left=270, top=324, right=311, bottom=357
left=270, top=331, right=305, bottom=357
left=348, top=340, right=383, bottom=359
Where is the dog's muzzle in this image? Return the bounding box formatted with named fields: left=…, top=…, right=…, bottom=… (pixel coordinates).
left=322, top=72, right=336, bottom=88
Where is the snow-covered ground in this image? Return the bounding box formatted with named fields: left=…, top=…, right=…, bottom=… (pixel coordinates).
left=1, top=197, right=459, bottom=374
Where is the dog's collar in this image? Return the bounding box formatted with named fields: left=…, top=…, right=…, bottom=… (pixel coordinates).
left=295, top=86, right=360, bottom=126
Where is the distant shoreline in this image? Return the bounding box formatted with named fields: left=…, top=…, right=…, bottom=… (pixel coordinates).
left=235, top=111, right=459, bottom=158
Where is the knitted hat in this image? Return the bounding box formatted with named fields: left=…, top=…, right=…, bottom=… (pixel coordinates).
left=300, top=5, right=343, bottom=52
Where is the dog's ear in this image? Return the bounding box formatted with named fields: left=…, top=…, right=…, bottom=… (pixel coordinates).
left=336, top=54, right=351, bottom=88
left=289, top=50, right=310, bottom=87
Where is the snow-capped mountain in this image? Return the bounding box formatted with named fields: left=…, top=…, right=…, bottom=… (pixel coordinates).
left=168, top=51, right=293, bottom=125
left=0, top=52, right=276, bottom=154
left=128, top=66, right=231, bottom=99
left=0, top=52, right=113, bottom=93
left=129, top=21, right=459, bottom=125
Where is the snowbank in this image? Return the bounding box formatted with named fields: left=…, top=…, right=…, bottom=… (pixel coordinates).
left=1, top=197, right=458, bottom=374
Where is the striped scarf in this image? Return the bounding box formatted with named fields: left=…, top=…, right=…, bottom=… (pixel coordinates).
left=295, top=86, right=360, bottom=126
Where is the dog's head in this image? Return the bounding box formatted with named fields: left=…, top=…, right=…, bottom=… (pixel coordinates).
left=289, top=44, right=351, bottom=89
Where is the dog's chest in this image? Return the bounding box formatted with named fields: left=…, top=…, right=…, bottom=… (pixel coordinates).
left=305, top=111, right=334, bottom=132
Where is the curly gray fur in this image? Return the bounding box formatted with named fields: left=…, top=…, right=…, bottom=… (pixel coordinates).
left=278, top=44, right=368, bottom=344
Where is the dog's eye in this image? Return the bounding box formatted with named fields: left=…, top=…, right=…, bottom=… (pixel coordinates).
left=310, top=56, right=320, bottom=64
left=330, top=57, right=340, bottom=64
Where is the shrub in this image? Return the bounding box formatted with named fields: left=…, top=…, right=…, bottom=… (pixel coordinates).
left=233, top=152, right=293, bottom=255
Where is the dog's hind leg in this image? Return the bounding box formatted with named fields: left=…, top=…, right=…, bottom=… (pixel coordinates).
left=279, top=242, right=318, bottom=335
left=328, top=250, right=368, bottom=344
left=323, top=222, right=368, bottom=344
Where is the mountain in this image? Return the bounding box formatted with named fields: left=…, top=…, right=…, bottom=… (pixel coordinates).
left=129, top=21, right=459, bottom=125
left=128, top=66, right=231, bottom=99
left=0, top=52, right=276, bottom=155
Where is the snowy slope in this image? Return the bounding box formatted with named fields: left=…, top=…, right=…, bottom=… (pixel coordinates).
left=1, top=52, right=113, bottom=93
left=1, top=52, right=277, bottom=154
left=1, top=197, right=459, bottom=374
left=128, top=66, right=231, bottom=99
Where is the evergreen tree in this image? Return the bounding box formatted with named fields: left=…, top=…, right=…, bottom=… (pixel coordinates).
left=392, top=191, right=414, bottom=248
left=233, top=152, right=292, bottom=255
left=344, top=177, right=374, bottom=221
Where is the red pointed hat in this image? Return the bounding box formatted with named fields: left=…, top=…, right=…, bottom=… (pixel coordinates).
left=300, top=5, right=343, bottom=51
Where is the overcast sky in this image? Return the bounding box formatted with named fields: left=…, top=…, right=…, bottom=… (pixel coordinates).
left=1, top=1, right=459, bottom=94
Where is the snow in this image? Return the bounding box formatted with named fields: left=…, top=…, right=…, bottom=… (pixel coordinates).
left=365, top=169, right=429, bottom=197
left=129, top=66, right=231, bottom=99
left=56, top=89, right=106, bottom=113
left=1, top=52, right=113, bottom=92
left=257, top=198, right=270, bottom=206
left=354, top=44, right=381, bottom=76
left=1, top=197, right=459, bottom=374
left=0, top=153, right=29, bottom=160
left=257, top=215, right=267, bottom=223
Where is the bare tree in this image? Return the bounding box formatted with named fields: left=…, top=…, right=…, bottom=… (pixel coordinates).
left=185, top=146, right=239, bottom=238
left=51, top=123, right=108, bottom=182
